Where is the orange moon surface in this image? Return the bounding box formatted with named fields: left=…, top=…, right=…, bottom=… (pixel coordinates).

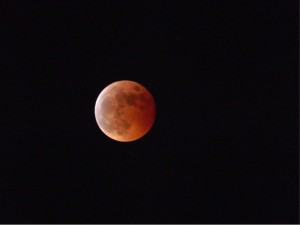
left=95, top=80, right=156, bottom=142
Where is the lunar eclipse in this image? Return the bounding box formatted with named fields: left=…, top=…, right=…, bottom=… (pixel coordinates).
left=95, top=80, right=156, bottom=142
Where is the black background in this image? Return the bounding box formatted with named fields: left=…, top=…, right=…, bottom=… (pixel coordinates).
left=1, top=0, right=299, bottom=223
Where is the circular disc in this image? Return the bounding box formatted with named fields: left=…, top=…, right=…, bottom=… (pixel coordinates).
left=95, top=80, right=156, bottom=142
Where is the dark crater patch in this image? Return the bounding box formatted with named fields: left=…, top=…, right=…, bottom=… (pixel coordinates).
left=116, top=91, right=141, bottom=107
left=138, top=93, right=146, bottom=101
left=125, top=93, right=139, bottom=106
left=133, top=85, right=140, bottom=92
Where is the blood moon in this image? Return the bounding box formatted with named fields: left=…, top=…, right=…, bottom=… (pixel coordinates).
left=95, top=80, right=156, bottom=142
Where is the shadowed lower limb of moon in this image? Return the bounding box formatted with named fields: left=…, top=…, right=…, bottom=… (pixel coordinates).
left=95, top=80, right=155, bottom=142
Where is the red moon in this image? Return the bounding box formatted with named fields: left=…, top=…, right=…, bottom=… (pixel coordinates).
left=95, top=80, right=156, bottom=142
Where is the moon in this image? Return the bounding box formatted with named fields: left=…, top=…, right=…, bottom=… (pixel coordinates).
left=95, top=80, right=156, bottom=142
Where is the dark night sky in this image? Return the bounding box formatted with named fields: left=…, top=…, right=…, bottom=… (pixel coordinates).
left=1, top=0, right=298, bottom=223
